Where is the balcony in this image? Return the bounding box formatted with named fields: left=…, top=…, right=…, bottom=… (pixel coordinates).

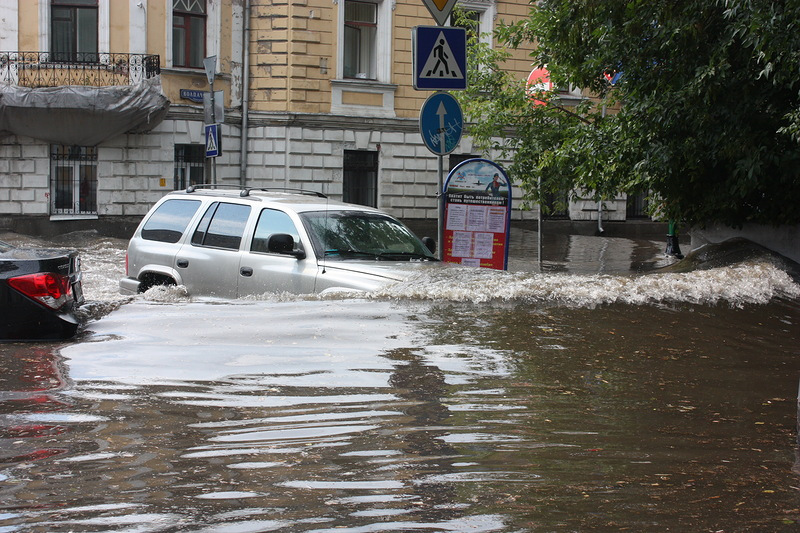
left=0, top=52, right=169, bottom=146
left=0, top=52, right=161, bottom=87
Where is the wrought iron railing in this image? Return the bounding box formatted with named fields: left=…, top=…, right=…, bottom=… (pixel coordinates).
left=0, top=52, right=160, bottom=88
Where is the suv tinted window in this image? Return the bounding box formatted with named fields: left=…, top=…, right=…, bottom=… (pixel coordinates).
left=141, top=199, right=201, bottom=243
left=191, top=202, right=251, bottom=250
left=251, top=209, right=300, bottom=253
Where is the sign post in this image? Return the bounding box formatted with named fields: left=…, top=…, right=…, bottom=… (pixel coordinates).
left=203, top=56, right=218, bottom=184
left=442, top=159, right=511, bottom=270
left=420, top=92, right=463, bottom=259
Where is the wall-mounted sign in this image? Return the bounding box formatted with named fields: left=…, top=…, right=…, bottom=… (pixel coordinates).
left=180, top=89, right=205, bottom=103
left=442, top=159, right=511, bottom=270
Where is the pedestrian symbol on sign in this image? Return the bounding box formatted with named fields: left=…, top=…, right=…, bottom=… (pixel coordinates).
left=420, top=32, right=463, bottom=80
left=413, top=26, right=467, bottom=90
left=205, top=123, right=221, bottom=158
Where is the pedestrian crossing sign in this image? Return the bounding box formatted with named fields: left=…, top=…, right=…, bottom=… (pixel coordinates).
left=205, top=123, right=220, bottom=158
left=413, top=26, right=467, bottom=90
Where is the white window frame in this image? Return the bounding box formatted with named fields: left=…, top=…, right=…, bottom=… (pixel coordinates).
left=331, top=0, right=396, bottom=117
left=39, top=0, right=109, bottom=57
left=454, top=0, right=495, bottom=47
left=165, top=0, right=220, bottom=70
left=336, top=0, right=391, bottom=82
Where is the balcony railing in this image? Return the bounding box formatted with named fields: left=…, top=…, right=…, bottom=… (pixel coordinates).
left=0, top=52, right=160, bottom=88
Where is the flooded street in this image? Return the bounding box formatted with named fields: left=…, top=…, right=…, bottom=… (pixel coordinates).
left=1, top=228, right=800, bottom=531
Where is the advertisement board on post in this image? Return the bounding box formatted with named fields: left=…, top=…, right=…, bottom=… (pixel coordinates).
left=442, top=159, right=511, bottom=270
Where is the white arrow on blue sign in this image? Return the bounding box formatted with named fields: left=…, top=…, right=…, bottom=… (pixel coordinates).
left=419, top=92, right=463, bottom=156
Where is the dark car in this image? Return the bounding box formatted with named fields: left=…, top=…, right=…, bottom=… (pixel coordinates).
left=0, top=239, right=85, bottom=341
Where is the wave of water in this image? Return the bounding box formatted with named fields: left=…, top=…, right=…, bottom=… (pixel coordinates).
left=105, top=259, right=800, bottom=311
left=370, top=261, right=800, bottom=307
left=6, top=231, right=798, bottom=312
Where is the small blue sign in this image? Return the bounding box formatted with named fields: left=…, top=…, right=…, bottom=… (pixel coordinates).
left=180, top=89, right=205, bottom=103
left=413, top=26, right=467, bottom=90
left=205, top=123, right=221, bottom=158
left=419, top=92, right=463, bottom=156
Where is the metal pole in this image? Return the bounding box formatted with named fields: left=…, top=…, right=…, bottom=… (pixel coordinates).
left=239, top=0, right=251, bottom=188
left=437, top=154, right=444, bottom=260
left=210, top=80, right=217, bottom=185
left=597, top=198, right=604, bottom=234
left=537, top=174, right=543, bottom=271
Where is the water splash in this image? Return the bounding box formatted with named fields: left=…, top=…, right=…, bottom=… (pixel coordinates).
left=372, top=261, right=800, bottom=307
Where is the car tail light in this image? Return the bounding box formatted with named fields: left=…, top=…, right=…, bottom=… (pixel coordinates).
left=8, top=273, right=73, bottom=310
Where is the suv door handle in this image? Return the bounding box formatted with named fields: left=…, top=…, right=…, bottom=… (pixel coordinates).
left=240, top=267, right=253, bottom=277
left=176, top=259, right=189, bottom=268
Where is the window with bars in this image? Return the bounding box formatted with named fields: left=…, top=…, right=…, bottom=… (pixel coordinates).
left=626, top=192, right=650, bottom=219
left=174, top=144, right=206, bottom=190
left=51, top=0, right=98, bottom=63
left=173, top=0, right=206, bottom=68
left=50, top=145, right=97, bottom=216
left=343, top=1, right=377, bottom=79
left=343, top=150, right=378, bottom=207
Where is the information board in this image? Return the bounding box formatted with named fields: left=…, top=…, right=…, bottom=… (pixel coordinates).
left=442, top=159, right=511, bottom=270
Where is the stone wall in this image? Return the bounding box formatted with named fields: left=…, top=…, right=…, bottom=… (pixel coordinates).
left=0, top=113, right=538, bottom=233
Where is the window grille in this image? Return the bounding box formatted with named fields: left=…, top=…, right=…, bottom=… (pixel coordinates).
left=50, top=145, right=97, bottom=216
left=343, top=150, right=378, bottom=207
left=174, top=144, right=206, bottom=190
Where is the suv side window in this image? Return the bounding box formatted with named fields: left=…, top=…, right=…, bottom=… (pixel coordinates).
left=141, top=199, right=201, bottom=243
left=251, top=209, right=301, bottom=253
left=191, top=202, right=251, bottom=250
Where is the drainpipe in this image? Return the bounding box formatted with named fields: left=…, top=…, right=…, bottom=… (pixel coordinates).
left=239, top=0, right=251, bottom=188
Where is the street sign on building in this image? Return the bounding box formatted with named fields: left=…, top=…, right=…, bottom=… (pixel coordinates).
left=413, top=26, right=467, bottom=90
left=419, top=92, right=463, bottom=156
left=205, top=123, right=221, bottom=158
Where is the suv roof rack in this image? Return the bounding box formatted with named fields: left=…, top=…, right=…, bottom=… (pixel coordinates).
left=184, top=184, right=327, bottom=199
left=240, top=187, right=327, bottom=199
left=185, top=184, right=242, bottom=193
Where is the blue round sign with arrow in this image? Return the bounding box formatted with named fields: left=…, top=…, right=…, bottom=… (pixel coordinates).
left=419, top=92, right=463, bottom=156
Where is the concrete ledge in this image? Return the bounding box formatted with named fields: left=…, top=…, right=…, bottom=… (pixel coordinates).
left=690, top=223, right=800, bottom=264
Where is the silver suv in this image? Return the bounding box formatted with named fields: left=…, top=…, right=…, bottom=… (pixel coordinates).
left=119, top=186, right=439, bottom=297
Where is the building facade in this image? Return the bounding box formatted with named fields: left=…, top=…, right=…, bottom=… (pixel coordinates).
left=0, top=0, right=634, bottom=236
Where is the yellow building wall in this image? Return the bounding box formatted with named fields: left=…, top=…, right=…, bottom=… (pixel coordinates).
left=247, top=0, right=538, bottom=118
left=17, top=1, right=39, bottom=51
left=108, top=2, right=129, bottom=55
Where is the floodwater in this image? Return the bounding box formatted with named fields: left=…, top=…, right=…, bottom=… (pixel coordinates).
left=1, top=228, right=800, bottom=532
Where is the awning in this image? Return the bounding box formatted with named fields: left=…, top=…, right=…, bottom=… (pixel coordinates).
left=0, top=77, right=170, bottom=146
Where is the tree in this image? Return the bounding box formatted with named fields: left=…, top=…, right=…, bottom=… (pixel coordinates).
left=456, top=1, right=800, bottom=227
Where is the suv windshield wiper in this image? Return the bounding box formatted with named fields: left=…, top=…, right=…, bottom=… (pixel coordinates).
left=377, top=251, right=436, bottom=261
left=324, top=249, right=381, bottom=259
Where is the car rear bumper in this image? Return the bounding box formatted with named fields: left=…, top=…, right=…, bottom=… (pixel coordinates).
left=119, top=277, right=141, bottom=295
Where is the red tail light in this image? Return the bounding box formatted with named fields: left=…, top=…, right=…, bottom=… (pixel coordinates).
left=8, top=273, right=72, bottom=310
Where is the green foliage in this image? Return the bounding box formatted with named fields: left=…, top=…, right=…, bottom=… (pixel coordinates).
left=455, top=1, right=800, bottom=226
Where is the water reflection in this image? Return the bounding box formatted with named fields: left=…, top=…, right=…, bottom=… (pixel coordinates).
left=0, top=231, right=799, bottom=531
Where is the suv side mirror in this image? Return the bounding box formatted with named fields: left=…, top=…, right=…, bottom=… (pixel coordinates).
left=422, top=237, right=436, bottom=254
left=268, top=234, right=306, bottom=259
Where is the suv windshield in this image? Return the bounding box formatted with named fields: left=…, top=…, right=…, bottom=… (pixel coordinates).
left=300, top=211, right=436, bottom=261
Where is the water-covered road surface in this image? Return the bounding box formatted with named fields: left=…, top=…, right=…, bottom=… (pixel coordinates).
left=1, top=229, right=799, bottom=532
